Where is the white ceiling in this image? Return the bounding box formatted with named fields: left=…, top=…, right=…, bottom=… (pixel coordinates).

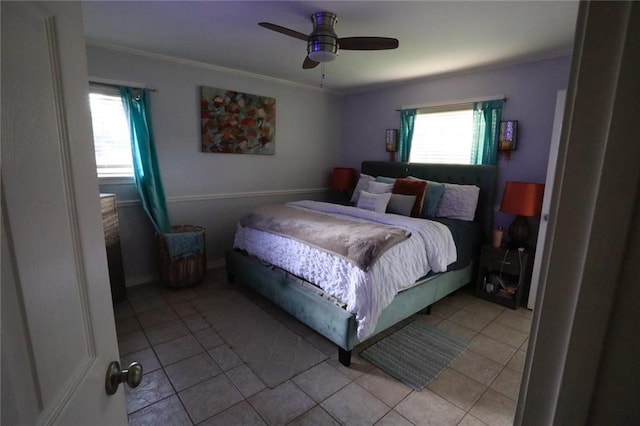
left=82, top=1, right=579, bottom=93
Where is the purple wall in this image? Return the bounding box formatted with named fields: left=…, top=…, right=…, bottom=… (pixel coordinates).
left=341, top=55, right=571, bottom=229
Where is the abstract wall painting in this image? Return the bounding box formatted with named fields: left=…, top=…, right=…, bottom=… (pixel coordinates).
left=201, top=86, right=276, bottom=155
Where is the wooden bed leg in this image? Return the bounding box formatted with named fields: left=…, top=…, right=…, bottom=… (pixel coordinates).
left=338, top=348, right=351, bottom=367
left=419, top=305, right=432, bottom=315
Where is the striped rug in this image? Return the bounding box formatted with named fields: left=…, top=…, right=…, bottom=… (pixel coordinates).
left=361, top=320, right=468, bottom=390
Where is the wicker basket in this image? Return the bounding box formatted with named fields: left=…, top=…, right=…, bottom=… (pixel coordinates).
left=156, top=225, right=206, bottom=288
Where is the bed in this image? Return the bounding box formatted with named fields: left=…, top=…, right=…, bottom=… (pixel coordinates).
left=226, top=161, right=496, bottom=366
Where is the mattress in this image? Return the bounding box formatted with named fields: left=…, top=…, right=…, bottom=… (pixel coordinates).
left=234, top=200, right=457, bottom=339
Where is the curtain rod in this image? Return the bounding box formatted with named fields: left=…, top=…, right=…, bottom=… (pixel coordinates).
left=396, top=95, right=506, bottom=111
left=89, top=81, right=157, bottom=93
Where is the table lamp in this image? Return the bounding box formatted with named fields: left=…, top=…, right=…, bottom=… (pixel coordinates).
left=331, top=167, right=356, bottom=201
left=500, top=181, right=545, bottom=248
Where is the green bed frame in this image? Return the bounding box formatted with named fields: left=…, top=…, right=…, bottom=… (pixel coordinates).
left=226, top=161, right=496, bottom=366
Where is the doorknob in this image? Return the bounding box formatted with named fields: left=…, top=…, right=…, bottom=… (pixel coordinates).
left=105, top=361, right=143, bottom=395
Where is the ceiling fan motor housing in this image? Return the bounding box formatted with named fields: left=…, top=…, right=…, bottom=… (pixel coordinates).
left=307, top=12, right=338, bottom=62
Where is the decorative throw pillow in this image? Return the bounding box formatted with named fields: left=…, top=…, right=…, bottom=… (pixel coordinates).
left=367, top=181, right=394, bottom=194
left=436, top=183, right=480, bottom=221
left=350, top=173, right=375, bottom=203
left=375, top=176, right=396, bottom=184
left=386, top=194, right=417, bottom=216
left=408, top=176, right=446, bottom=218
left=392, top=178, right=427, bottom=217
left=357, top=191, right=392, bottom=213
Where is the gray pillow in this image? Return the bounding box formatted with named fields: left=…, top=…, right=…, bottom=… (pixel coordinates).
left=386, top=194, right=417, bottom=216
left=357, top=191, right=392, bottom=213
left=436, top=183, right=480, bottom=221
left=350, top=173, right=375, bottom=203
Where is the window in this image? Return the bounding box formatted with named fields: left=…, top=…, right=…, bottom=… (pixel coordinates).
left=409, top=106, right=474, bottom=164
left=88, top=85, right=134, bottom=178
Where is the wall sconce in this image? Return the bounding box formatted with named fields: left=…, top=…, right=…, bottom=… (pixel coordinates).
left=386, top=129, right=398, bottom=162
left=499, top=120, right=518, bottom=160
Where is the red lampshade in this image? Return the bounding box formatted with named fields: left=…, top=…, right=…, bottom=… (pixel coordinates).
left=331, top=167, right=356, bottom=191
left=500, top=182, right=545, bottom=217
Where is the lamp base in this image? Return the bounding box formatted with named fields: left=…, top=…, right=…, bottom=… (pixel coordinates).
left=508, top=215, right=531, bottom=249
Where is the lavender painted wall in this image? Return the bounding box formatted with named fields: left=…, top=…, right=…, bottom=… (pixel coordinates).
left=341, top=55, right=572, bottom=229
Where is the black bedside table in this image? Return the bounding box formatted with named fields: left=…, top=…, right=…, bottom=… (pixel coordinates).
left=475, top=245, right=534, bottom=309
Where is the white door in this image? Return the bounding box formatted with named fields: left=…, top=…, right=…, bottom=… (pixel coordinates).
left=527, top=90, right=566, bottom=310
left=1, top=2, right=128, bottom=424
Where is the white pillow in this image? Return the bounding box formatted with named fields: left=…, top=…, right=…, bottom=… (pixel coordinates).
left=350, top=173, right=375, bottom=203
left=357, top=191, right=392, bottom=213
left=367, top=181, right=394, bottom=194
left=386, top=194, right=417, bottom=216
left=436, top=183, right=480, bottom=221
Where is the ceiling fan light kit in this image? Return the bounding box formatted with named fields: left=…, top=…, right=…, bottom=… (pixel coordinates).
left=259, top=11, right=399, bottom=70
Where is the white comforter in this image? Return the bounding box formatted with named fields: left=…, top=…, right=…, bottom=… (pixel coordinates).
left=233, top=200, right=457, bottom=340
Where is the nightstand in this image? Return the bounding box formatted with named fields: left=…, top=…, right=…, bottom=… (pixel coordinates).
left=475, top=245, right=533, bottom=309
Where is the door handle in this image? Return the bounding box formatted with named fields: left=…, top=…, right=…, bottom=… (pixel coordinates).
left=105, top=361, right=143, bottom=395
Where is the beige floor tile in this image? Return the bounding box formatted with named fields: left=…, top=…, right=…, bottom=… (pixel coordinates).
left=118, top=329, right=150, bottom=356
left=494, top=310, right=533, bottom=334
left=144, top=320, right=191, bottom=345
left=463, top=299, right=505, bottom=320
left=506, top=349, right=527, bottom=373
left=415, top=313, right=443, bottom=327
left=288, top=405, right=340, bottom=426
left=375, top=410, right=414, bottom=426
left=121, top=347, right=161, bottom=374
left=208, top=345, right=243, bottom=371
left=427, top=368, right=486, bottom=411
left=321, top=382, right=390, bottom=425
left=113, top=301, right=134, bottom=319
left=435, top=319, right=478, bottom=342
left=128, top=394, right=191, bottom=426
left=292, top=361, right=351, bottom=403
left=181, top=313, right=210, bottom=332
left=161, top=288, right=200, bottom=305
left=458, top=413, right=489, bottom=426
left=512, top=307, right=534, bottom=319
left=179, top=375, right=244, bottom=424
left=396, top=389, right=465, bottom=426
left=480, top=321, right=528, bottom=348
left=164, top=352, right=222, bottom=392
left=154, top=334, right=204, bottom=366
left=248, top=381, right=315, bottom=425
left=115, top=315, right=141, bottom=336
left=490, top=367, right=522, bottom=400
left=450, top=351, right=502, bottom=385
left=199, top=401, right=266, bottom=425
left=447, top=309, right=494, bottom=332
left=468, top=334, right=517, bottom=365
left=304, top=332, right=338, bottom=355
left=124, top=369, right=174, bottom=414
left=469, top=388, right=517, bottom=426
left=137, top=306, right=178, bottom=328
left=127, top=284, right=161, bottom=301
left=430, top=301, right=458, bottom=319
left=193, top=327, right=224, bottom=350
left=328, top=351, right=375, bottom=380
left=172, top=301, right=198, bottom=317
left=130, top=295, right=169, bottom=315
left=226, top=364, right=267, bottom=398
left=356, top=367, right=412, bottom=407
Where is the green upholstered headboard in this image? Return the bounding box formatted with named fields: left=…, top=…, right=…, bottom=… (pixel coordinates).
left=361, top=161, right=497, bottom=245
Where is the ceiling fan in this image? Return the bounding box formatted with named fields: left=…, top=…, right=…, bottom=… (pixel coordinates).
left=258, top=12, right=399, bottom=69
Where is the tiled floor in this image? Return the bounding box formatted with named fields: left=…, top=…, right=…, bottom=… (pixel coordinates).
left=115, top=267, right=532, bottom=425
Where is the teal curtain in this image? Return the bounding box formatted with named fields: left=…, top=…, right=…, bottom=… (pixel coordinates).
left=471, top=100, right=503, bottom=165
left=399, top=109, right=417, bottom=162
left=120, top=87, right=171, bottom=234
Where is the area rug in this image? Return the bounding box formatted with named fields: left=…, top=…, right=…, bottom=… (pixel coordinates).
left=361, top=320, right=468, bottom=390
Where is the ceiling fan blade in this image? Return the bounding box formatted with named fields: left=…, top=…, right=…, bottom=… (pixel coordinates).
left=302, top=56, right=319, bottom=69
left=258, top=22, right=309, bottom=42
left=338, top=37, right=399, bottom=51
